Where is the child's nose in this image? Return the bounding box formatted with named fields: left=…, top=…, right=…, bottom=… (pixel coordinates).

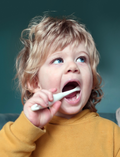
left=65, top=62, right=80, bottom=74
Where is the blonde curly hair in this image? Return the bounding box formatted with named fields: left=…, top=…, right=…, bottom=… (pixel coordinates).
left=15, top=15, right=103, bottom=112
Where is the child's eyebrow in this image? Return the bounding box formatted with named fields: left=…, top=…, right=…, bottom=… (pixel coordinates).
left=49, top=51, right=64, bottom=56
left=49, top=50, right=89, bottom=57
left=75, top=51, right=89, bottom=56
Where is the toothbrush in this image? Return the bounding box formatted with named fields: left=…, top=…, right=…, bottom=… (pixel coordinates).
left=31, top=86, right=80, bottom=111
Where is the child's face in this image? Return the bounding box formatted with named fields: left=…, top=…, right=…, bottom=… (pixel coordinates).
left=37, top=42, right=93, bottom=118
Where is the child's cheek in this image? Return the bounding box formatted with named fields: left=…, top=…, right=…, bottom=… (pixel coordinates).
left=39, top=71, right=59, bottom=90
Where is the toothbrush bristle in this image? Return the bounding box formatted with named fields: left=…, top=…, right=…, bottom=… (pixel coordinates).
left=76, top=86, right=80, bottom=91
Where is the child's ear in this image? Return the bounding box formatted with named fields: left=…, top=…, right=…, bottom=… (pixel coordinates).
left=27, top=77, right=41, bottom=93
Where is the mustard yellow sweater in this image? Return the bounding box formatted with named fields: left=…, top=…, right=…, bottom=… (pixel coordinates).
left=0, top=109, right=120, bottom=157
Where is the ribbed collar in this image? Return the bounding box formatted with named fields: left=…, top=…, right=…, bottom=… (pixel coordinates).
left=49, top=109, right=99, bottom=125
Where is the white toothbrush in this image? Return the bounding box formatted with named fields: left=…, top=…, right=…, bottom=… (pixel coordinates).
left=31, top=86, right=80, bottom=111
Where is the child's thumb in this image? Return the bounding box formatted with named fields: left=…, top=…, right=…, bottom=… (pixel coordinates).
left=50, top=101, right=61, bottom=117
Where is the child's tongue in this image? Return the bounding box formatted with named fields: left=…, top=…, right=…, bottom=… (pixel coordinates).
left=65, top=91, right=77, bottom=98
left=63, top=86, right=77, bottom=98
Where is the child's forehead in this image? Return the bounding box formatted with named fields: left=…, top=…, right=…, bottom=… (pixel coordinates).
left=47, top=42, right=90, bottom=56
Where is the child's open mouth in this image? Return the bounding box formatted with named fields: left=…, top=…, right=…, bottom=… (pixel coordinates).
left=62, top=81, right=81, bottom=103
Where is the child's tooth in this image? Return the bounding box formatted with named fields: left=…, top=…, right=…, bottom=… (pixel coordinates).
left=77, top=93, right=79, bottom=99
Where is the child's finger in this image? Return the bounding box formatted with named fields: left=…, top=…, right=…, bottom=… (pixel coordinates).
left=48, top=88, right=57, bottom=93
left=38, top=88, right=57, bottom=102
left=49, top=101, right=61, bottom=117
left=40, top=89, right=54, bottom=101
left=29, top=89, right=56, bottom=111
left=30, top=97, right=48, bottom=109
left=33, top=91, right=50, bottom=104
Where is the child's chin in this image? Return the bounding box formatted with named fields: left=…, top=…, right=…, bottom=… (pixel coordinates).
left=57, top=106, right=82, bottom=118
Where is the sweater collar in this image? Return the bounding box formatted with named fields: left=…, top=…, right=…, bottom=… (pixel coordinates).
left=49, top=109, right=99, bottom=125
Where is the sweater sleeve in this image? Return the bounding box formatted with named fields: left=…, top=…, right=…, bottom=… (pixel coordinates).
left=0, top=111, right=46, bottom=157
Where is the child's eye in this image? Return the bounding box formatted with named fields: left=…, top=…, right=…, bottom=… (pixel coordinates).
left=76, top=56, right=86, bottom=63
left=52, top=58, right=63, bottom=64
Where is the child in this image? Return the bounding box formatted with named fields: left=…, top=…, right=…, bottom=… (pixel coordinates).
left=0, top=15, right=120, bottom=157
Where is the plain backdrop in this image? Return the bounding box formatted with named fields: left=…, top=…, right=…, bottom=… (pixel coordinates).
left=0, top=0, right=120, bottom=113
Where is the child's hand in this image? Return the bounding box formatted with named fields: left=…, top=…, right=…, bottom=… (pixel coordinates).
left=23, top=88, right=61, bottom=129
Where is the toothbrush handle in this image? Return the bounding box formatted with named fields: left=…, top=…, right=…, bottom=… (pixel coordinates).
left=31, top=104, right=51, bottom=111
left=31, top=93, right=63, bottom=111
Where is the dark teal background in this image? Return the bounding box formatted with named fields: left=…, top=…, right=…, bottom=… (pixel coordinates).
left=0, top=0, right=120, bottom=113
